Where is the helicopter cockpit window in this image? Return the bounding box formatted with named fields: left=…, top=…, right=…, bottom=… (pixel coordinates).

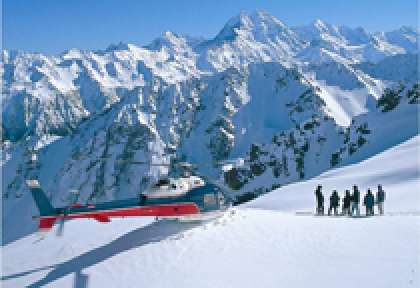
left=155, top=179, right=170, bottom=187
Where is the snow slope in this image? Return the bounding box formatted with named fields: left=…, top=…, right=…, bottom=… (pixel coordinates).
left=247, top=134, right=420, bottom=212
left=2, top=136, right=419, bottom=288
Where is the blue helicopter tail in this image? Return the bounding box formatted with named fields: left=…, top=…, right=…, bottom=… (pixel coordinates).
left=26, top=180, right=55, bottom=216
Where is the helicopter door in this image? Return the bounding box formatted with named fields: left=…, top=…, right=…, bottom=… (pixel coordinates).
left=189, top=186, right=219, bottom=212
left=203, top=192, right=219, bottom=211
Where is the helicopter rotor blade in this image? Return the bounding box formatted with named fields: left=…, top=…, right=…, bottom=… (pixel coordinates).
left=115, top=159, right=171, bottom=166
left=56, top=219, right=65, bottom=237
left=111, top=158, right=243, bottom=172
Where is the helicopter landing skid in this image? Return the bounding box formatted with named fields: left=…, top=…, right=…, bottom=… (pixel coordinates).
left=156, top=209, right=228, bottom=223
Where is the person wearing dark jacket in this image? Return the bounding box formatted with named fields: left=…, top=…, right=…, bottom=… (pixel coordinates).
left=315, top=185, right=324, bottom=215
left=328, top=190, right=340, bottom=216
left=364, top=189, right=375, bottom=216
left=351, top=185, right=361, bottom=216
left=376, top=185, right=386, bottom=215
left=342, top=190, right=351, bottom=216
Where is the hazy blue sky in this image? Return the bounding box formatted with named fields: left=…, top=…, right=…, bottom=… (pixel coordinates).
left=3, top=0, right=418, bottom=54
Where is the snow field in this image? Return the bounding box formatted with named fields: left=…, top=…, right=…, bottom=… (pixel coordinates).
left=2, top=136, right=419, bottom=288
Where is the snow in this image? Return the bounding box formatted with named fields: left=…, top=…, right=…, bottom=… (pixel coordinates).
left=246, top=135, right=420, bottom=213
left=2, top=136, right=419, bottom=288
left=312, top=79, right=370, bottom=126
left=1, top=11, right=419, bottom=287
left=293, top=19, right=417, bottom=64
left=356, top=53, right=418, bottom=84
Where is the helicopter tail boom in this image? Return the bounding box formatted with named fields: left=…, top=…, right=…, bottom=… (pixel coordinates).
left=39, top=218, right=57, bottom=231
left=26, top=180, right=55, bottom=216
left=33, top=202, right=201, bottom=232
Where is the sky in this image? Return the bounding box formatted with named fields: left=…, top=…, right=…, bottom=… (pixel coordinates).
left=2, top=0, right=419, bottom=55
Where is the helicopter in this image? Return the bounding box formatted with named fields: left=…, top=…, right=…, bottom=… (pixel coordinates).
left=26, top=157, right=235, bottom=235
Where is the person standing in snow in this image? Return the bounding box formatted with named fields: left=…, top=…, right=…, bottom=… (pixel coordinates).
left=376, top=185, right=386, bottom=215
left=364, top=189, right=375, bottom=216
left=315, top=185, right=324, bottom=215
left=342, top=190, right=351, bottom=216
left=351, top=185, right=361, bottom=216
left=328, top=190, right=340, bottom=216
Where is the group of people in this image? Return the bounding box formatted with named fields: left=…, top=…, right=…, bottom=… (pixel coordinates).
left=314, top=185, right=386, bottom=216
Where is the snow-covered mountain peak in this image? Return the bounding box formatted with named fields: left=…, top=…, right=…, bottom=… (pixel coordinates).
left=382, top=26, right=419, bottom=53
left=311, top=19, right=337, bottom=33
left=293, top=18, right=419, bottom=64
left=104, top=42, right=131, bottom=53
left=214, top=10, right=294, bottom=43
left=145, top=31, right=199, bottom=66
left=389, top=25, right=419, bottom=36
left=147, top=31, right=187, bottom=49
left=294, top=19, right=347, bottom=48
left=197, top=11, right=304, bottom=71
left=338, top=26, right=371, bottom=45
left=61, top=48, right=86, bottom=60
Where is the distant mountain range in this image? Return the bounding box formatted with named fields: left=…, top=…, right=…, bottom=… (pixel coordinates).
left=1, top=10, right=418, bottom=231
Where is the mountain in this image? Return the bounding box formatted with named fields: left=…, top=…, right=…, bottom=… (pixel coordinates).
left=196, top=10, right=305, bottom=71
left=2, top=136, right=419, bottom=287
left=227, top=83, right=418, bottom=200
left=294, top=19, right=418, bottom=64
left=355, top=53, right=418, bottom=83
left=1, top=10, right=419, bottom=245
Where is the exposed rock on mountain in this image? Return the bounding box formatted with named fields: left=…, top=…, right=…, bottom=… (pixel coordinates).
left=2, top=11, right=418, bottom=208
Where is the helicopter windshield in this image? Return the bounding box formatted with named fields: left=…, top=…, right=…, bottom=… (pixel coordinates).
left=154, top=178, right=170, bottom=187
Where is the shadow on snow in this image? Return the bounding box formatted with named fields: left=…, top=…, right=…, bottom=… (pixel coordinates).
left=2, top=220, right=200, bottom=287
